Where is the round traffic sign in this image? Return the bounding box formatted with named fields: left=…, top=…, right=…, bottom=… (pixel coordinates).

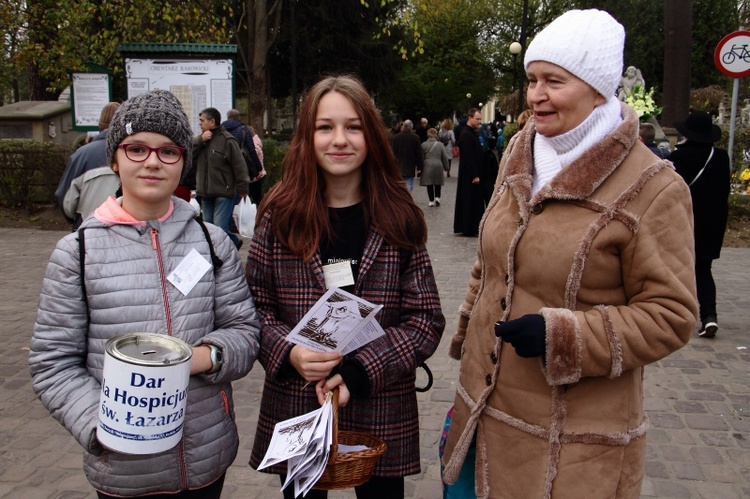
left=715, top=31, right=750, bottom=77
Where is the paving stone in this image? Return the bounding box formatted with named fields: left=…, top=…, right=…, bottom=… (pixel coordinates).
left=685, top=414, right=730, bottom=431
left=689, top=446, right=724, bottom=465
left=645, top=460, right=669, bottom=478
left=673, top=400, right=708, bottom=414
left=672, top=462, right=706, bottom=481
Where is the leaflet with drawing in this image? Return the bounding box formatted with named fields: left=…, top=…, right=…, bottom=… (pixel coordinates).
left=259, top=392, right=334, bottom=496
left=286, top=287, right=386, bottom=355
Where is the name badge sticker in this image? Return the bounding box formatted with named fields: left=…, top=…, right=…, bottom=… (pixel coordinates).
left=322, top=261, right=355, bottom=289
left=167, top=248, right=212, bottom=296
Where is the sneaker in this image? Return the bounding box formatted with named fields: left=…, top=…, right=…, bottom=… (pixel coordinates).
left=698, top=316, right=718, bottom=338
left=435, top=197, right=441, bottom=206
left=428, top=201, right=436, bottom=207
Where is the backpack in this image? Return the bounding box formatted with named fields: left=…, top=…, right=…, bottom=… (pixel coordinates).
left=438, top=129, right=452, bottom=146
left=240, top=127, right=261, bottom=179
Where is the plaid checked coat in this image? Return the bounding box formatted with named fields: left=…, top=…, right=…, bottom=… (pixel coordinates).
left=246, top=210, right=445, bottom=477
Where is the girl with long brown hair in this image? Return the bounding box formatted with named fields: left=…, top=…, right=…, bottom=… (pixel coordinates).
left=246, top=75, right=445, bottom=498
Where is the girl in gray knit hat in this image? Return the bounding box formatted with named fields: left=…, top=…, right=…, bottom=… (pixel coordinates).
left=30, top=89, right=261, bottom=498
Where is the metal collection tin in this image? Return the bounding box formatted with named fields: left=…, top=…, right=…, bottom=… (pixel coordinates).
left=97, top=333, right=192, bottom=455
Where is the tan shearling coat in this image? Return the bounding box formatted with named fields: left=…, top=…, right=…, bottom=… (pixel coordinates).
left=441, top=104, right=698, bottom=498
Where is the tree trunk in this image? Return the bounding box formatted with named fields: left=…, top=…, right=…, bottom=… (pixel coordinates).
left=244, top=0, right=282, bottom=135
left=662, top=0, right=692, bottom=127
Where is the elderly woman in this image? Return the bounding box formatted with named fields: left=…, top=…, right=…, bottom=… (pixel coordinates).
left=441, top=9, right=697, bottom=498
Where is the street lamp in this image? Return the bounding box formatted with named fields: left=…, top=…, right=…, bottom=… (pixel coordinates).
left=509, top=42, right=522, bottom=120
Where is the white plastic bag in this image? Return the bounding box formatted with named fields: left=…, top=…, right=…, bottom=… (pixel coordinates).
left=233, top=197, right=256, bottom=238
left=189, top=196, right=201, bottom=216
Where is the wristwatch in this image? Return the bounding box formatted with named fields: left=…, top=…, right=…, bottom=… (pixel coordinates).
left=207, top=344, right=223, bottom=374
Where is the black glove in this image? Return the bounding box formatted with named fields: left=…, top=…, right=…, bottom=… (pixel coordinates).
left=494, top=314, right=546, bottom=358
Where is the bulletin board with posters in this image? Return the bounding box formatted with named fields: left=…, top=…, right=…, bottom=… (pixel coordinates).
left=69, top=61, right=113, bottom=132
left=118, top=43, right=237, bottom=135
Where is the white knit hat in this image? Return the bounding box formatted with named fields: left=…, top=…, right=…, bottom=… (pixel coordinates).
left=524, top=9, right=624, bottom=101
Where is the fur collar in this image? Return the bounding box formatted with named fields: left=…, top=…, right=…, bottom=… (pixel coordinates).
left=504, top=103, right=640, bottom=204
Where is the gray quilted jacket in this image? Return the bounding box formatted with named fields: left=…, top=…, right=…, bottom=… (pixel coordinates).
left=29, top=197, right=260, bottom=496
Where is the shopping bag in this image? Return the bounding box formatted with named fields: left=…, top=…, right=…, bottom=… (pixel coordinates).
left=189, top=196, right=201, bottom=216
left=232, top=197, right=256, bottom=238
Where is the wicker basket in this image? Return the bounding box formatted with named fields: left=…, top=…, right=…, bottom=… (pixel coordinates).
left=312, top=388, right=388, bottom=490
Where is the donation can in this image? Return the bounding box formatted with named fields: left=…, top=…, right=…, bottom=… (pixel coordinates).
left=97, top=333, right=192, bottom=455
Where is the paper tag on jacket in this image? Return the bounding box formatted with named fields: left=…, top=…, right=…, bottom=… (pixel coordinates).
left=167, top=248, right=212, bottom=296
left=322, top=261, right=355, bottom=289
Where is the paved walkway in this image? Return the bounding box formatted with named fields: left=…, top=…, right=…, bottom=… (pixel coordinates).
left=1, top=166, right=749, bottom=498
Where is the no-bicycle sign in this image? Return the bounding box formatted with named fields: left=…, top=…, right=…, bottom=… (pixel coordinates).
left=715, top=30, right=750, bottom=78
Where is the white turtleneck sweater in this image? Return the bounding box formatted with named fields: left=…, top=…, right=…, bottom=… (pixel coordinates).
left=532, top=98, right=623, bottom=196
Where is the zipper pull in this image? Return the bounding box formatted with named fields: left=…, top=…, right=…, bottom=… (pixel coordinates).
left=150, top=228, right=158, bottom=250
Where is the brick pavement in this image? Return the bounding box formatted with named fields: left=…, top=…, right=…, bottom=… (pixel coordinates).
left=1, top=166, right=749, bottom=497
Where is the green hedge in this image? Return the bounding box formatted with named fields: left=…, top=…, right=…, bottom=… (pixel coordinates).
left=260, top=137, right=287, bottom=193
left=0, top=140, right=69, bottom=209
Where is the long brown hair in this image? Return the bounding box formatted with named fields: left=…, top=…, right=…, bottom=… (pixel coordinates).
left=258, top=75, right=427, bottom=261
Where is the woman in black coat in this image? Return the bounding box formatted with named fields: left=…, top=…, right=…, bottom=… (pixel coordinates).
left=668, top=110, right=730, bottom=338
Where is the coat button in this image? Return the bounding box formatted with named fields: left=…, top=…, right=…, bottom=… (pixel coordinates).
left=490, top=351, right=498, bottom=364
left=485, top=374, right=492, bottom=386
left=501, top=298, right=507, bottom=310
left=532, top=203, right=544, bottom=215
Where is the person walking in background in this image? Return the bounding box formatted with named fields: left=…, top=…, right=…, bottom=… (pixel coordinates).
left=222, top=109, right=266, bottom=204
left=438, top=119, right=456, bottom=177
left=55, top=102, right=121, bottom=230
left=30, top=89, right=261, bottom=499
left=453, top=108, right=484, bottom=237
left=480, top=137, right=500, bottom=207
left=441, top=10, right=697, bottom=497
left=416, top=117, right=429, bottom=143
left=245, top=75, right=444, bottom=498
left=669, top=110, right=731, bottom=338
left=420, top=128, right=449, bottom=207
left=639, top=122, right=666, bottom=159
left=388, top=118, right=401, bottom=143
left=391, top=119, right=424, bottom=191
left=193, top=107, right=250, bottom=249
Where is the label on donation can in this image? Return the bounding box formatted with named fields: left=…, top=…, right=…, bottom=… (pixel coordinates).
left=97, top=333, right=192, bottom=455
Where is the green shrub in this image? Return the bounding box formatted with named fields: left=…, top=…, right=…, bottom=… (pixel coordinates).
left=0, top=140, right=69, bottom=209
left=261, top=138, right=288, bottom=193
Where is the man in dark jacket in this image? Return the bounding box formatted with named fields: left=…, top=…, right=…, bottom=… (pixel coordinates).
left=453, top=108, right=485, bottom=236
left=194, top=107, right=250, bottom=249
left=391, top=119, right=424, bottom=191
left=222, top=109, right=265, bottom=204
left=668, top=110, right=730, bottom=338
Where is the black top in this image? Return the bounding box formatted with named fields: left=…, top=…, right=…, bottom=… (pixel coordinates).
left=320, top=203, right=367, bottom=292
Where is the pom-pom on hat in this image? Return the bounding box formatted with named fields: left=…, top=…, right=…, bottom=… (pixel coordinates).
left=524, top=9, right=625, bottom=101
left=106, top=89, right=193, bottom=172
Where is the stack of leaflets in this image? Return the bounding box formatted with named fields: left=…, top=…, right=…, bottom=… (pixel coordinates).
left=257, top=288, right=386, bottom=495
left=258, top=392, right=335, bottom=497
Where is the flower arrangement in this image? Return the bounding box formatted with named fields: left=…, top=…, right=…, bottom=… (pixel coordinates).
left=625, top=85, right=662, bottom=122
left=740, top=168, right=750, bottom=194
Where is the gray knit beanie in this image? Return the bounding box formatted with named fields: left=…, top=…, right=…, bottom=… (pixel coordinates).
left=524, top=9, right=624, bottom=102
left=106, top=89, right=193, bottom=172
